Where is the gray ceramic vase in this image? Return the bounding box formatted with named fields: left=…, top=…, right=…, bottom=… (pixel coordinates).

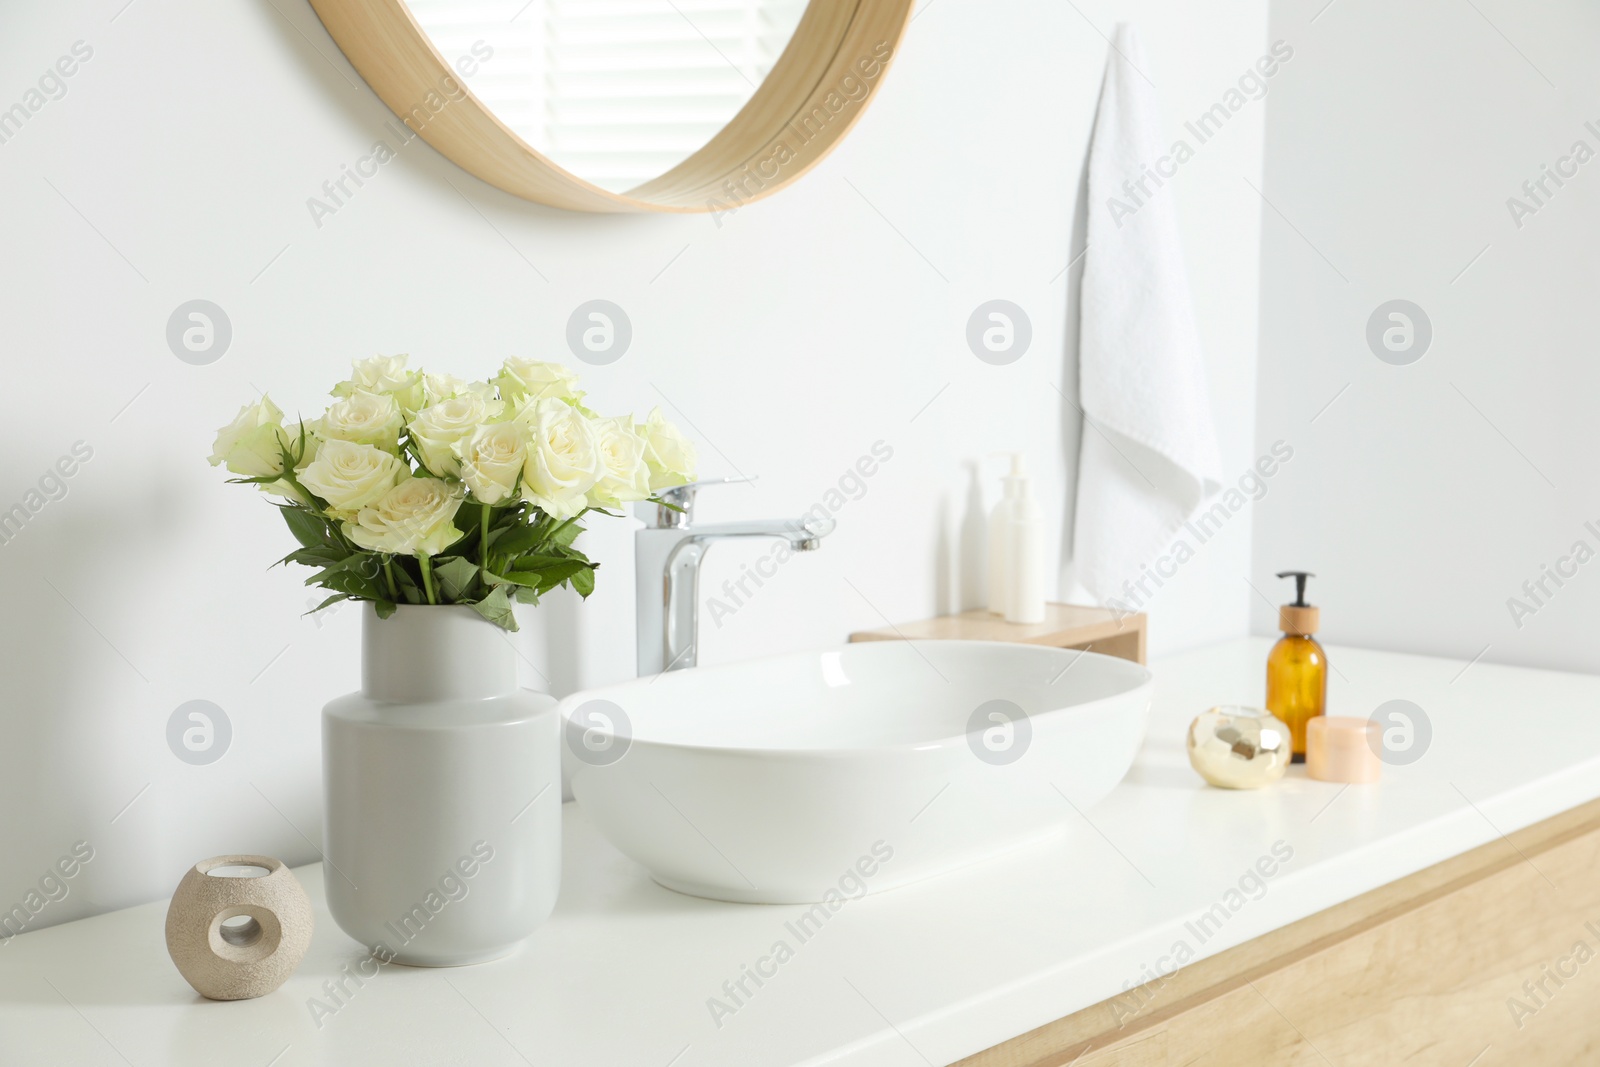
left=322, top=605, right=561, bottom=966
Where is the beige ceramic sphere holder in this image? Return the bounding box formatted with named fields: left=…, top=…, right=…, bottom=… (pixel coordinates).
left=165, top=855, right=313, bottom=1000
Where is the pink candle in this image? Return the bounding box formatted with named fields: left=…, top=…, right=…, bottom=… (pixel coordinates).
left=1306, top=717, right=1382, bottom=784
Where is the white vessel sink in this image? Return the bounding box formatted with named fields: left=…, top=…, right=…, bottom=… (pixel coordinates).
left=559, top=640, right=1152, bottom=904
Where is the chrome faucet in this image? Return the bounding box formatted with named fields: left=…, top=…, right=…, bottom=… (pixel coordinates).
left=635, top=478, right=833, bottom=675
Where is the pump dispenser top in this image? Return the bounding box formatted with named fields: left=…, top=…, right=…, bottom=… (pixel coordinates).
left=1001, top=452, right=1028, bottom=496
left=1276, top=570, right=1320, bottom=636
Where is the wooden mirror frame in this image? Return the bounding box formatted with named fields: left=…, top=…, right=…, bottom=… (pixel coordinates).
left=307, top=0, right=915, bottom=213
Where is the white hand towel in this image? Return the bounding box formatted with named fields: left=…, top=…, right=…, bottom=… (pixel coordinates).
left=1072, top=23, right=1223, bottom=607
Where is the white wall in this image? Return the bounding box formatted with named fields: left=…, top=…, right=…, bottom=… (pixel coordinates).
left=0, top=0, right=1266, bottom=924
left=1254, top=0, right=1600, bottom=674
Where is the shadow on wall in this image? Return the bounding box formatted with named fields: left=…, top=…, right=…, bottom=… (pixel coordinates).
left=0, top=571, right=90, bottom=926
left=0, top=480, right=182, bottom=927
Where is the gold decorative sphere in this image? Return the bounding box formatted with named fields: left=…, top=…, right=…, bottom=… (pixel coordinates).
left=1187, top=706, right=1292, bottom=789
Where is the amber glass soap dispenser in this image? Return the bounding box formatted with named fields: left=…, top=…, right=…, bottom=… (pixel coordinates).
left=1266, top=570, right=1327, bottom=763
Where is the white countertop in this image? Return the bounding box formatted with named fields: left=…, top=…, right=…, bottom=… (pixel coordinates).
left=5, top=637, right=1600, bottom=1067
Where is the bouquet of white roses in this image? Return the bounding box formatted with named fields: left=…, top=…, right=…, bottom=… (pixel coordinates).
left=208, top=355, right=697, bottom=630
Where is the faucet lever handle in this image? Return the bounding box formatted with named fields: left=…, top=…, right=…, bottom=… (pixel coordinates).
left=637, top=475, right=758, bottom=528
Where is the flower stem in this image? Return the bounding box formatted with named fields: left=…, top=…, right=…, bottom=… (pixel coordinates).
left=544, top=512, right=583, bottom=548
left=418, top=554, right=438, bottom=605
left=382, top=556, right=398, bottom=601
left=480, top=503, right=490, bottom=567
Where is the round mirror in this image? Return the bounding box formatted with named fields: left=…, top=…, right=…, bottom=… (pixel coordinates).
left=308, top=0, right=914, bottom=213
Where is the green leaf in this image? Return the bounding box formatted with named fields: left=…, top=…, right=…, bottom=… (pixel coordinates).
left=488, top=501, right=529, bottom=529
left=313, top=567, right=386, bottom=601
left=490, top=522, right=546, bottom=560
left=280, top=506, right=330, bottom=550
left=570, top=565, right=595, bottom=598
left=470, top=585, right=518, bottom=631
left=506, top=552, right=576, bottom=571
left=513, top=586, right=541, bottom=604
left=504, top=559, right=591, bottom=593
left=275, top=546, right=345, bottom=570
left=492, top=569, right=543, bottom=588
left=456, top=502, right=489, bottom=535
left=303, top=552, right=381, bottom=587
left=374, top=599, right=398, bottom=619
left=433, top=557, right=479, bottom=601
left=501, top=560, right=580, bottom=587
left=386, top=561, right=422, bottom=601
left=547, top=521, right=584, bottom=548
left=304, top=593, right=351, bottom=615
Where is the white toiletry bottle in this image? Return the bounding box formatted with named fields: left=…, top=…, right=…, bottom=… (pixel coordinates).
left=1001, top=454, right=1046, bottom=624
left=987, top=468, right=1013, bottom=618
left=987, top=453, right=1047, bottom=624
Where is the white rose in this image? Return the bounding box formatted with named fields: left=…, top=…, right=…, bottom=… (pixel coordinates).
left=587, top=416, right=651, bottom=507
left=316, top=390, right=404, bottom=453
left=408, top=393, right=491, bottom=477
left=209, top=397, right=290, bottom=478
left=639, top=407, right=698, bottom=490
left=298, top=439, right=407, bottom=513
left=333, top=354, right=425, bottom=413
left=521, top=398, right=601, bottom=519
left=423, top=372, right=496, bottom=407
left=344, top=477, right=464, bottom=557
left=461, top=421, right=528, bottom=505
left=493, top=358, right=582, bottom=404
